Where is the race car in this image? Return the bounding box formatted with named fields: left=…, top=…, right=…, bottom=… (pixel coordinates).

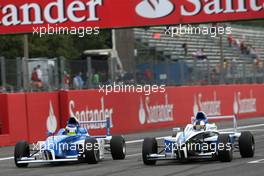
left=142, top=112, right=255, bottom=165
left=14, top=117, right=126, bottom=167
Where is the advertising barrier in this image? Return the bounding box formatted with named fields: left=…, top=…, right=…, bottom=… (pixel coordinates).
left=0, top=93, right=28, bottom=146
left=0, top=84, right=264, bottom=146
left=0, top=0, right=264, bottom=34
left=60, top=84, right=264, bottom=135
left=25, top=92, right=61, bottom=142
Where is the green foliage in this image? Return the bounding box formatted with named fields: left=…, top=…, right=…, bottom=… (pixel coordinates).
left=0, top=35, right=24, bottom=59
left=0, top=29, right=111, bottom=59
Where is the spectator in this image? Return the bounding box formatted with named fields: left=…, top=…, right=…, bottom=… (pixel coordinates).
left=92, top=72, right=100, bottom=87
left=36, top=65, right=43, bottom=82
left=31, top=67, right=43, bottom=89
left=223, top=59, right=229, bottom=70
left=240, top=41, right=246, bottom=54
left=73, top=72, right=84, bottom=90
left=227, top=34, right=233, bottom=47
left=250, top=47, right=259, bottom=60
left=182, top=43, right=188, bottom=56
left=193, top=49, right=207, bottom=60
left=230, top=58, right=237, bottom=75
left=234, top=39, right=240, bottom=48
left=144, top=68, right=153, bottom=84
left=63, top=71, right=70, bottom=90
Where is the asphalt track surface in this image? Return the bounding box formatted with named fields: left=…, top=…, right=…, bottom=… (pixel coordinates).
left=1, top=117, right=264, bottom=176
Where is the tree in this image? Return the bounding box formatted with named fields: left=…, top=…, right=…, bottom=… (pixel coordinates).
left=0, top=29, right=112, bottom=59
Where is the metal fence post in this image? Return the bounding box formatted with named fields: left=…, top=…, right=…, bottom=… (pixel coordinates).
left=0, top=57, right=6, bottom=90
left=108, top=57, right=115, bottom=85
left=180, top=59, right=185, bottom=85
left=16, top=57, right=22, bottom=91
left=86, top=57, right=92, bottom=88
left=54, top=58, right=59, bottom=90
left=22, top=57, right=29, bottom=92
left=59, top=56, right=65, bottom=89
left=219, top=35, right=225, bottom=84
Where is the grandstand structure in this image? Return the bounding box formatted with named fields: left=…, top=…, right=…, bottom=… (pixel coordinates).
left=134, top=24, right=264, bottom=85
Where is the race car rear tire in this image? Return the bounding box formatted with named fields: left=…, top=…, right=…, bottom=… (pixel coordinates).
left=14, top=141, right=30, bottom=168
left=110, top=136, right=126, bottom=160
left=217, top=134, right=233, bottom=162
left=239, top=131, right=255, bottom=158
left=142, top=138, right=158, bottom=165
left=84, top=138, right=99, bottom=164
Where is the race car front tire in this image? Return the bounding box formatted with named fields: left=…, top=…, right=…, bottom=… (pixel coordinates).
left=142, top=138, right=158, bottom=165
left=14, top=141, right=30, bottom=168
left=239, top=131, right=255, bottom=158
left=217, top=134, right=233, bottom=162
left=84, top=138, right=99, bottom=164
left=110, top=136, right=126, bottom=160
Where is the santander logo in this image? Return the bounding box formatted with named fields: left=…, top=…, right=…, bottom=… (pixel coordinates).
left=46, top=101, right=57, bottom=133
left=69, top=97, right=113, bottom=129
left=138, top=94, right=174, bottom=125
left=193, top=92, right=221, bottom=116
left=136, top=0, right=174, bottom=19
left=233, top=90, right=256, bottom=114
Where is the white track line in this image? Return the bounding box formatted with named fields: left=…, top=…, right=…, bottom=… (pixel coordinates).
left=248, top=159, right=264, bottom=163
left=1, top=123, right=264, bottom=162
left=0, top=157, right=13, bottom=161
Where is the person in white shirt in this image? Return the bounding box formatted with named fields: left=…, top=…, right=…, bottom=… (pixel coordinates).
left=36, top=65, right=43, bottom=82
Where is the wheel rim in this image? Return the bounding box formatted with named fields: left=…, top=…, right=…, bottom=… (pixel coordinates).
left=251, top=140, right=255, bottom=152
left=122, top=142, right=126, bottom=155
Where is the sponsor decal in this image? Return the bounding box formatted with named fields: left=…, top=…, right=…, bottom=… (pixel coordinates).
left=0, top=0, right=103, bottom=26
left=193, top=91, right=221, bottom=116
left=46, top=101, right=57, bottom=133
left=136, top=0, right=174, bottom=19
left=233, top=90, right=256, bottom=114
left=139, top=94, right=174, bottom=124
left=0, top=0, right=264, bottom=34
left=69, top=97, right=113, bottom=129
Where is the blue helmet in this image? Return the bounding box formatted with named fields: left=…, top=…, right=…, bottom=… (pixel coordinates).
left=66, top=117, right=79, bottom=135
left=193, top=112, right=208, bottom=130
left=195, top=111, right=208, bottom=123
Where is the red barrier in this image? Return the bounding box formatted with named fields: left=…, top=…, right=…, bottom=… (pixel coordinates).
left=25, top=92, right=61, bottom=143
left=0, top=93, right=28, bottom=146
left=60, top=84, right=264, bottom=135
left=0, top=84, right=264, bottom=146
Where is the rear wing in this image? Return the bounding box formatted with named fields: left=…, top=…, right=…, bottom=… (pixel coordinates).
left=192, top=115, right=237, bottom=132
left=79, top=117, right=111, bottom=136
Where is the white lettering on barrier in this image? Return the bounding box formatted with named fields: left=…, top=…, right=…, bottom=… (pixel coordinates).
left=69, top=97, right=113, bottom=129
left=0, top=0, right=103, bottom=26
left=136, top=0, right=264, bottom=19
left=139, top=94, right=174, bottom=125
left=193, top=91, right=221, bottom=116
left=233, top=90, right=257, bottom=114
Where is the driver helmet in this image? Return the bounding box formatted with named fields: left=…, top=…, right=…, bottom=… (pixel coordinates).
left=193, top=120, right=206, bottom=131
left=66, top=117, right=79, bottom=135
left=193, top=111, right=208, bottom=131
left=195, top=111, right=208, bottom=123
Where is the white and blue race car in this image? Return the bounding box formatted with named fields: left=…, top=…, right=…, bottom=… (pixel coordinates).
left=142, top=112, right=255, bottom=165
left=14, top=117, right=126, bottom=167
